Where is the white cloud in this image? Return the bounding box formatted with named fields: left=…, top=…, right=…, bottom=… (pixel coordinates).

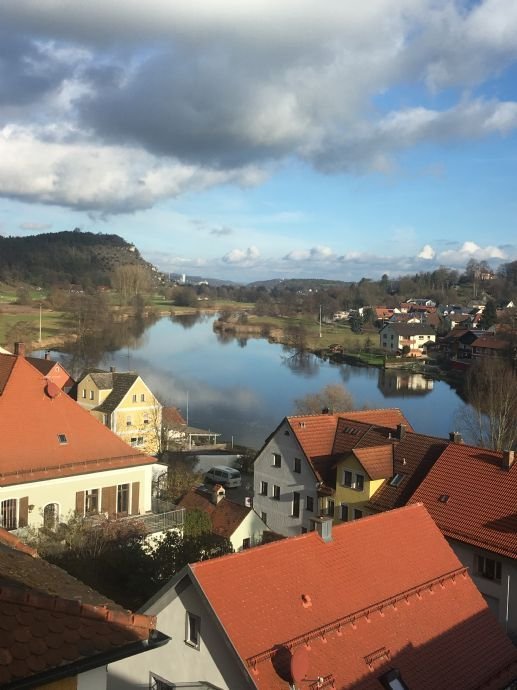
left=222, top=246, right=260, bottom=265
left=0, top=1, right=516, bottom=211
left=439, top=241, right=506, bottom=263
left=418, top=244, right=436, bottom=260
left=284, top=245, right=334, bottom=262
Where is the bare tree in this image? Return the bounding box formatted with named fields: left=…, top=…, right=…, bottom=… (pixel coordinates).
left=457, top=359, right=517, bottom=450
left=293, top=383, right=355, bottom=415
left=112, top=264, right=152, bottom=305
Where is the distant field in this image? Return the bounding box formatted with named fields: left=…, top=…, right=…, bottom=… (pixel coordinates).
left=0, top=309, right=67, bottom=348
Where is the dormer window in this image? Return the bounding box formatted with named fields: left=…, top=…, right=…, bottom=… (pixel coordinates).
left=57, top=434, right=67, bottom=444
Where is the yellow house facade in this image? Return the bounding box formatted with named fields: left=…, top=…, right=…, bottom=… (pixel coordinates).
left=76, top=371, right=162, bottom=455
left=334, top=445, right=394, bottom=521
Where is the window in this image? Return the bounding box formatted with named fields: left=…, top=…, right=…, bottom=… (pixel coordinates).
left=261, top=512, right=267, bottom=524
left=132, top=394, right=137, bottom=402
left=272, top=485, right=281, bottom=501
left=259, top=481, right=268, bottom=496
left=117, top=484, right=130, bottom=513
left=272, top=453, right=281, bottom=467
left=1, top=499, right=17, bottom=530
left=389, top=473, right=405, bottom=487
left=379, top=669, right=410, bottom=690
left=141, top=393, right=145, bottom=402
left=89, top=390, right=94, bottom=400
left=185, top=612, right=200, bottom=649
left=343, top=470, right=353, bottom=487
left=57, top=433, right=67, bottom=444
left=126, top=415, right=132, bottom=426
left=242, top=537, right=251, bottom=550
left=326, top=499, right=335, bottom=517
left=294, top=457, right=302, bottom=473
left=143, top=414, right=149, bottom=425
left=81, top=389, right=86, bottom=398
left=306, top=496, right=314, bottom=512
left=475, top=555, right=502, bottom=582
left=43, top=503, right=59, bottom=530
left=355, top=474, right=364, bottom=492
left=85, top=489, right=99, bottom=514
left=292, top=492, right=300, bottom=518
left=340, top=503, right=348, bottom=521
left=354, top=508, right=363, bottom=520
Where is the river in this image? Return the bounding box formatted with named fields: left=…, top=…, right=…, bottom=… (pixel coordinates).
left=47, top=313, right=468, bottom=449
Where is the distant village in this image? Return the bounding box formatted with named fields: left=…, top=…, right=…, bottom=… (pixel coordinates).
left=0, top=324, right=516, bottom=689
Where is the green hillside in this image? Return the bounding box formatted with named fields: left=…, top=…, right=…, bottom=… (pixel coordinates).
left=0, top=229, right=153, bottom=288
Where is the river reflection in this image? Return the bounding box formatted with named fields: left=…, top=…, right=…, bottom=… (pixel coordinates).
left=46, top=314, right=467, bottom=449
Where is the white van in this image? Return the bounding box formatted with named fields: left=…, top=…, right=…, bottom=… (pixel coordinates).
left=204, top=465, right=241, bottom=488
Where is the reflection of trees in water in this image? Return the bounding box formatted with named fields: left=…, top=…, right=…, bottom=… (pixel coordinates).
left=169, top=312, right=206, bottom=329
left=237, top=337, right=248, bottom=348
left=215, top=329, right=236, bottom=346
left=281, top=351, right=319, bottom=377
left=65, top=312, right=159, bottom=377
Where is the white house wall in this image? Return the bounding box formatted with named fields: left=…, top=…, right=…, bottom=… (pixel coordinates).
left=107, top=574, right=253, bottom=690
left=230, top=510, right=267, bottom=551
left=448, top=538, right=517, bottom=641
left=0, top=464, right=154, bottom=528
left=253, top=419, right=318, bottom=537
left=78, top=666, right=108, bottom=690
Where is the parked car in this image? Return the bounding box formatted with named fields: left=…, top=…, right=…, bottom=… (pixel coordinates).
left=204, top=466, right=241, bottom=488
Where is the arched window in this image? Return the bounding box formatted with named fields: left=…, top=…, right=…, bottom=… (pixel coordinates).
left=43, top=503, right=59, bottom=530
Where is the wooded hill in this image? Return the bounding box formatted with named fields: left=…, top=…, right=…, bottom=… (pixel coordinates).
left=0, top=229, right=154, bottom=288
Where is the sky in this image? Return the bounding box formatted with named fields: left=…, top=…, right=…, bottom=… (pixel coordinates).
left=1, top=1, right=517, bottom=283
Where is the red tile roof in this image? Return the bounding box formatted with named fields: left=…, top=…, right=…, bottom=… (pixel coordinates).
left=0, top=353, right=155, bottom=486
left=337, top=408, right=414, bottom=431
left=409, top=444, right=517, bottom=559
left=178, top=487, right=251, bottom=539
left=352, top=445, right=393, bottom=479
left=162, top=406, right=187, bottom=427
left=191, top=504, right=517, bottom=689
left=365, top=432, right=448, bottom=513
left=0, top=527, right=166, bottom=687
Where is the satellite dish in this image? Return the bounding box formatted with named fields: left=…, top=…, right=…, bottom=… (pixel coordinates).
left=290, top=646, right=309, bottom=684
left=45, top=381, right=61, bottom=399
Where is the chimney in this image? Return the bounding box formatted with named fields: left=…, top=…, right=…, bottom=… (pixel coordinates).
left=502, top=450, right=515, bottom=471
left=212, top=484, right=225, bottom=505
left=397, top=423, right=406, bottom=440
left=449, top=431, right=463, bottom=444
left=44, top=352, right=50, bottom=360
left=321, top=407, right=330, bottom=415
left=310, top=516, right=332, bottom=543
left=110, top=366, right=116, bottom=373
left=14, top=342, right=26, bottom=357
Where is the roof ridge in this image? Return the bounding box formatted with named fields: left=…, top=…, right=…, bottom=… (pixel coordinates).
left=0, top=583, right=156, bottom=631
left=245, top=566, right=468, bottom=670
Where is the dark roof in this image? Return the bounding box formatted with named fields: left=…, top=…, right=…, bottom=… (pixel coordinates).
left=381, top=323, right=436, bottom=336
left=365, top=433, right=448, bottom=513
left=0, top=528, right=166, bottom=687
left=93, top=373, right=140, bottom=414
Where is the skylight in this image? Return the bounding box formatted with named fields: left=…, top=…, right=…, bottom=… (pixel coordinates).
left=57, top=434, right=68, bottom=444
left=438, top=494, right=450, bottom=504
left=389, top=473, right=405, bottom=487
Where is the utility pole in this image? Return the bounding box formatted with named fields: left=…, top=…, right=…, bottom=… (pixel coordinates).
left=39, top=303, right=42, bottom=344
left=186, top=390, right=189, bottom=425
left=319, top=305, right=322, bottom=338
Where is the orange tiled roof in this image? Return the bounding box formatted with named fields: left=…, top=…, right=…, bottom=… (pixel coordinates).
left=191, top=504, right=517, bottom=689
left=0, top=527, right=166, bottom=687
left=178, top=488, right=250, bottom=539
left=409, top=444, right=517, bottom=559
left=337, top=408, right=414, bottom=431
left=365, top=432, right=448, bottom=513
left=352, top=445, right=393, bottom=479
left=0, top=353, right=155, bottom=485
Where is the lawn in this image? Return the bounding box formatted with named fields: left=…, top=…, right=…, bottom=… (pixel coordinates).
left=0, top=309, right=68, bottom=348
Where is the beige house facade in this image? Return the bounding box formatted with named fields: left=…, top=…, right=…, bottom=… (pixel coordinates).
left=76, top=370, right=163, bottom=454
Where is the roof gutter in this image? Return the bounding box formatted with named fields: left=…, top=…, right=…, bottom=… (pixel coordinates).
left=3, top=629, right=171, bottom=689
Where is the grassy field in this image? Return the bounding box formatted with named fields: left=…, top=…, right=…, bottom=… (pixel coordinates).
left=0, top=309, right=68, bottom=348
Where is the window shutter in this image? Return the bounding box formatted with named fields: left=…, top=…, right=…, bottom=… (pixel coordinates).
left=102, top=486, right=117, bottom=516
left=75, top=491, right=85, bottom=515
left=131, top=482, right=140, bottom=515
left=19, top=497, right=29, bottom=528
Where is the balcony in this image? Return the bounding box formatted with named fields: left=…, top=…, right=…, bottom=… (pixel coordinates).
left=118, top=498, right=185, bottom=535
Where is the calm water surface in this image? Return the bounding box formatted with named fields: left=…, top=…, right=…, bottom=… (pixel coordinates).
left=64, top=314, right=468, bottom=449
